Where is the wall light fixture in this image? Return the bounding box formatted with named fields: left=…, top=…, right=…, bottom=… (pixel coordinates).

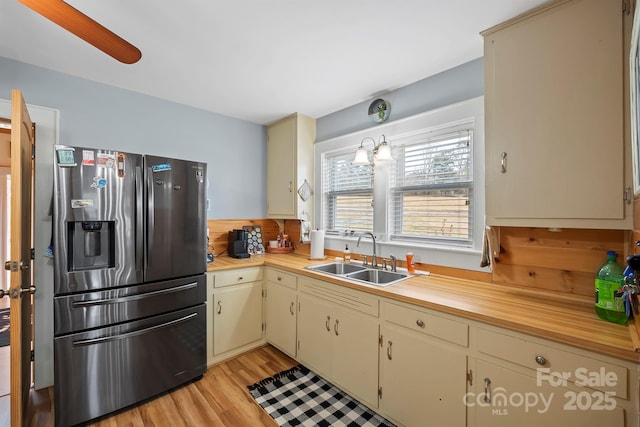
left=352, top=135, right=393, bottom=165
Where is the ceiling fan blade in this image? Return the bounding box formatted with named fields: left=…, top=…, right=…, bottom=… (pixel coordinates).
left=18, top=0, right=141, bottom=64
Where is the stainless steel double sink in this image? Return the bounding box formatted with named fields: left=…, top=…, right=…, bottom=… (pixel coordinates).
left=305, top=262, right=409, bottom=287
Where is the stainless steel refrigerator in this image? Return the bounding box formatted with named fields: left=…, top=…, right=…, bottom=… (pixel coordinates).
left=52, top=145, right=207, bottom=426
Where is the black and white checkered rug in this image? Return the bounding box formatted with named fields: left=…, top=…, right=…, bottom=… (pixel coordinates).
left=248, top=364, right=395, bottom=427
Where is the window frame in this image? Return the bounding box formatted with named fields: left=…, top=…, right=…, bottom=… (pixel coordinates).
left=389, top=126, right=474, bottom=247
left=322, top=150, right=374, bottom=232
left=314, top=97, right=485, bottom=272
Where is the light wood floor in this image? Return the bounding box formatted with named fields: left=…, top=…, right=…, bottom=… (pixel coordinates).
left=24, top=345, right=297, bottom=427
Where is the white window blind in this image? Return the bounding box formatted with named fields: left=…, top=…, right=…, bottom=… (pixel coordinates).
left=323, top=152, right=374, bottom=232
left=390, top=130, right=473, bottom=245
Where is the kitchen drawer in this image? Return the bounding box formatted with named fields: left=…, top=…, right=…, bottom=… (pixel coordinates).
left=265, top=268, right=297, bottom=290
left=477, top=327, right=628, bottom=399
left=382, top=301, right=468, bottom=347
left=212, top=267, right=263, bottom=288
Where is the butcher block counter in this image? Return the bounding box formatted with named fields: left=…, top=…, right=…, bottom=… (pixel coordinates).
left=208, top=252, right=639, bottom=363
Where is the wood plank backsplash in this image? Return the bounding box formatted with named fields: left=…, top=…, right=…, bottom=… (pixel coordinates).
left=207, top=219, right=308, bottom=257
left=493, top=227, right=627, bottom=298
left=208, top=219, right=631, bottom=298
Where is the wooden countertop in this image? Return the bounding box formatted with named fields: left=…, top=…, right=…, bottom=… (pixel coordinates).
left=207, top=253, right=640, bottom=363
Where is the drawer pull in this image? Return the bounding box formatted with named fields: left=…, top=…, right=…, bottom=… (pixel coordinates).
left=535, top=355, right=547, bottom=366
left=416, top=319, right=425, bottom=328
left=237, top=276, right=243, bottom=281
left=289, top=302, right=295, bottom=316
left=483, top=378, right=491, bottom=403
left=277, top=276, right=282, bottom=281
left=325, top=315, right=331, bottom=332
left=387, top=340, right=393, bottom=360
left=334, top=319, right=340, bottom=336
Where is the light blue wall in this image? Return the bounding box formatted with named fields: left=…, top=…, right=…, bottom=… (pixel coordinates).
left=0, top=56, right=267, bottom=219
left=316, top=58, right=484, bottom=141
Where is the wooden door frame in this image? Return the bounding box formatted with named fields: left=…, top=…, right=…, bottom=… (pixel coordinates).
left=0, top=99, right=58, bottom=391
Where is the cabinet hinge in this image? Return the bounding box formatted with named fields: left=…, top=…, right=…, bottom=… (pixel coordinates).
left=623, top=0, right=632, bottom=15
left=378, top=387, right=382, bottom=399
left=30, top=350, right=34, bottom=362
left=378, top=334, right=383, bottom=347
left=262, top=322, right=265, bottom=332
left=467, top=369, right=473, bottom=386
left=624, top=186, right=633, bottom=205
left=31, top=248, right=35, bottom=260
left=297, top=340, right=300, bottom=350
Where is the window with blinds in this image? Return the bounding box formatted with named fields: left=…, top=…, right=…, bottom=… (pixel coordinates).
left=390, top=130, right=473, bottom=245
left=323, top=152, right=374, bottom=232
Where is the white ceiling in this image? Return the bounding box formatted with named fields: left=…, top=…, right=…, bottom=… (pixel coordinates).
left=0, top=0, right=548, bottom=125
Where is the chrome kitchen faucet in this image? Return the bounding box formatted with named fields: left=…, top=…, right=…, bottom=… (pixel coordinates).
left=357, top=232, right=378, bottom=268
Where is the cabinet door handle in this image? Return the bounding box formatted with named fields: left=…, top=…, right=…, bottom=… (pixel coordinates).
left=500, top=152, right=507, bottom=173
left=483, top=378, right=492, bottom=403
left=289, top=302, right=295, bottom=316
left=325, top=315, right=331, bottom=332
left=217, top=300, right=222, bottom=315
left=387, top=340, right=393, bottom=360
left=334, top=319, right=340, bottom=336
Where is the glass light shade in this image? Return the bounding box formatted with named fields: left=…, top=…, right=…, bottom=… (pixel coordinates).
left=353, top=147, right=370, bottom=165
left=376, top=143, right=393, bottom=161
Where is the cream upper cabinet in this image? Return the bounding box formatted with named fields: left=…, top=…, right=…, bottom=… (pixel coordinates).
left=482, top=0, right=633, bottom=229
left=266, top=113, right=315, bottom=220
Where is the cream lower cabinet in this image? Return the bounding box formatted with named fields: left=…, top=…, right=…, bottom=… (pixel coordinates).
left=379, top=300, right=469, bottom=427
left=469, top=326, right=633, bottom=427
left=264, top=268, right=297, bottom=358
left=470, top=359, right=625, bottom=426
left=297, top=277, right=379, bottom=409
left=208, top=267, right=264, bottom=363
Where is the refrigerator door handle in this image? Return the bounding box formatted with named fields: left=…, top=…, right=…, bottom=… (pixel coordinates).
left=70, top=281, right=198, bottom=308
left=71, top=312, right=198, bottom=346
left=135, top=165, right=144, bottom=273
left=146, top=167, right=155, bottom=269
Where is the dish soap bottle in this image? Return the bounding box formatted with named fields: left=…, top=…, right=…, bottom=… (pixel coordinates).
left=595, top=251, right=627, bottom=324
left=343, top=245, right=351, bottom=263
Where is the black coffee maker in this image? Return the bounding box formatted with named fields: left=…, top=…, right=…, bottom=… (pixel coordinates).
left=228, top=229, right=250, bottom=258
